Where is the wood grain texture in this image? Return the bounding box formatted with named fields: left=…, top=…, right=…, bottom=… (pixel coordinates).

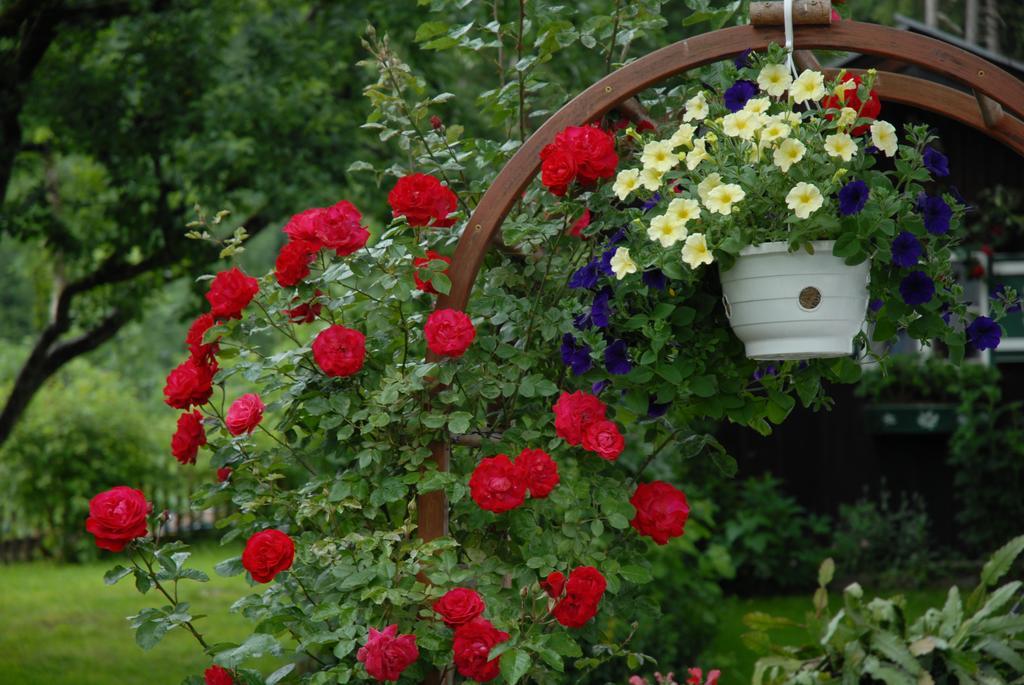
left=750, top=0, right=832, bottom=26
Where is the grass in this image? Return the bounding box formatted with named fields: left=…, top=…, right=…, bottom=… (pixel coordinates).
left=0, top=543, right=282, bottom=685
left=0, top=549, right=956, bottom=685
left=701, top=587, right=952, bottom=685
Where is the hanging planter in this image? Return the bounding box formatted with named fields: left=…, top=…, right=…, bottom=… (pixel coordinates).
left=719, top=240, right=870, bottom=360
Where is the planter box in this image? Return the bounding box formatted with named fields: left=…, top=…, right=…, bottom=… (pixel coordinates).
left=863, top=403, right=960, bottom=434
left=719, top=240, right=870, bottom=360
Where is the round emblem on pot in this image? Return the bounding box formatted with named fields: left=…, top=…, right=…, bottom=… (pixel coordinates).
left=799, top=286, right=822, bottom=310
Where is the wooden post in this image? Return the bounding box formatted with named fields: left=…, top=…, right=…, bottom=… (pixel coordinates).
left=749, top=0, right=832, bottom=26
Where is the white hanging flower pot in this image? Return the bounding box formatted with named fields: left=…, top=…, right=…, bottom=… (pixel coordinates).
left=719, top=240, right=870, bottom=360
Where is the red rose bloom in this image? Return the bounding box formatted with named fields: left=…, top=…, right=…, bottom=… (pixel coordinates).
left=516, top=448, right=559, bottom=498
left=186, top=312, right=220, bottom=364
left=424, top=309, right=476, bottom=357
left=171, top=410, right=206, bottom=465
left=551, top=566, right=607, bottom=628
left=557, top=125, right=618, bottom=185
left=469, top=455, right=526, bottom=513
left=568, top=209, right=591, bottom=239
left=283, top=290, right=323, bottom=324
left=216, top=466, right=232, bottom=483
left=552, top=391, right=607, bottom=446
left=312, top=325, right=366, bottom=377
left=540, top=571, right=565, bottom=598
left=163, top=357, right=216, bottom=409
left=275, top=240, right=317, bottom=287
left=539, top=143, right=578, bottom=197
left=282, top=207, right=325, bottom=247
left=357, top=624, right=419, bottom=682
left=241, top=529, right=295, bottom=583
left=412, top=250, right=452, bottom=294
left=581, top=419, right=625, bottom=460
left=452, top=618, right=510, bottom=683
left=317, top=200, right=369, bottom=256
left=204, top=665, right=233, bottom=685
left=822, top=74, right=880, bottom=136
left=388, top=173, right=459, bottom=228
left=433, top=587, right=486, bottom=628
left=630, top=481, right=691, bottom=545
left=206, top=267, right=259, bottom=320
left=225, top=393, right=265, bottom=436
left=85, top=486, right=150, bottom=552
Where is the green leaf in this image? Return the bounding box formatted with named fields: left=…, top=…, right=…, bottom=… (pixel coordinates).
left=546, top=631, right=582, bottom=657
left=691, top=374, right=718, bottom=398
left=447, top=411, right=473, bottom=434
left=214, top=634, right=282, bottom=668
left=619, top=564, right=653, bottom=584
left=104, top=565, right=132, bottom=585
left=135, top=618, right=169, bottom=650
left=818, top=558, right=835, bottom=587
left=214, top=557, right=245, bottom=577
left=980, top=535, right=1024, bottom=587
left=266, top=664, right=296, bottom=685
left=500, top=649, right=531, bottom=685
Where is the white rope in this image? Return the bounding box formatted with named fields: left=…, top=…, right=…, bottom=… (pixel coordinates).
left=784, top=0, right=798, bottom=78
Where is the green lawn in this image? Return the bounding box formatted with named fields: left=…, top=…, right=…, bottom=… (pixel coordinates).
left=702, top=587, right=951, bottom=685
left=0, top=543, right=281, bottom=685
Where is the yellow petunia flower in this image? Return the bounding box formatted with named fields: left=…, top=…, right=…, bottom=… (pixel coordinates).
left=641, top=139, right=678, bottom=174
left=668, top=123, right=697, bottom=149
left=790, top=69, right=826, bottom=103
left=836, top=107, right=858, bottom=129
left=757, top=63, right=792, bottom=97
left=609, top=247, right=638, bottom=280
left=681, top=233, right=714, bottom=268
left=722, top=110, right=760, bottom=140
left=666, top=197, right=701, bottom=226
left=685, top=138, right=710, bottom=170
left=786, top=182, right=824, bottom=219
left=683, top=91, right=709, bottom=122
left=824, top=133, right=858, bottom=162
left=647, top=214, right=688, bottom=248
left=773, top=138, right=806, bottom=173
left=639, top=166, right=664, bottom=192
left=705, top=183, right=746, bottom=215
left=612, top=168, right=641, bottom=201
left=759, top=118, right=791, bottom=143
left=696, top=172, right=723, bottom=204
left=743, top=97, right=771, bottom=115
left=870, top=120, right=898, bottom=157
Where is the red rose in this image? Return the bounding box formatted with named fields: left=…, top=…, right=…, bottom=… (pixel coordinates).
left=568, top=209, right=591, bottom=239
left=312, top=324, right=366, bottom=377
left=163, top=357, right=216, bottom=409
left=275, top=240, right=317, bottom=287
left=581, top=419, right=625, bottom=460
left=822, top=74, right=880, bottom=136
left=283, top=290, right=323, bottom=324
left=388, top=173, right=458, bottom=228
left=556, top=125, right=618, bottom=185
left=551, top=566, right=606, bottom=628
left=85, top=486, right=150, bottom=552
left=430, top=114, right=443, bottom=130
left=204, top=665, right=233, bottom=685
left=412, top=250, right=452, bottom=295
left=357, top=624, right=419, bottom=682
left=540, top=570, right=565, bottom=598
left=241, top=529, right=295, bottom=583
left=317, top=200, right=369, bottom=256
left=433, top=587, right=486, bottom=628
left=282, top=207, right=325, bottom=247
left=226, top=393, right=264, bottom=436
left=206, top=267, right=259, bottom=320
left=552, top=391, right=607, bottom=446
left=469, top=454, right=526, bottom=513
left=516, top=448, right=559, bottom=498
left=539, top=143, right=578, bottom=197
left=171, top=410, right=207, bottom=465
left=216, top=466, right=232, bottom=483
left=424, top=308, right=476, bottom=357
left=630, top=481, right=690, bottom=545
left=186, top=312, right=220, bottom=364
left=452, top=618, right=509, bottom=683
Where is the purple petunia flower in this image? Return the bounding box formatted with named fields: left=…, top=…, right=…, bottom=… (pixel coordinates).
left=753, top=365, right=778, bottom=381
left=838, top=180, right=869, bottom=216
left=591, top=287, right=613, bottom=328
left=560, top=333, right=592, bottom=375
left=899, top=270, right=935, bottom=306
left=990, top=284, right=1023, bottom=313
left=724, top=79, right=758, bottom=112
left=647, top=398, right=671, bottom=418
left=869, top=298, right=884, bottom=313
left=569, top=259, right=600, bottom=290
left=599, top=247, right=616, bottom=276
left=966, top=316, right=1002, bottom=350
left=642, top=192, right=662, bottom=213
left=891, top=231, right=923, bottom=268
left=605, top=339, right=632, bottom=375
left=917, top=193, right=952, bottom=235
left=608, top=227, right=628, bottom=245
left=733, top=49, right=753, bottom=69
left=592, top=379, right=610, bottom=395
left=922, top=146, right=949, bottom=178
left=643, top=269, right=667, bottom=291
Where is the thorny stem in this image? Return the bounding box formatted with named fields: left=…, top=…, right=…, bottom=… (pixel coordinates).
left=254, top=299, right=302, bottom=345
left=605, top=0, right=623, bottom=74
left=131, top=550, right=210, bottom=651
left=628, top=426, right=691, bottom=486
left=257, top=424, right=317, bottom=476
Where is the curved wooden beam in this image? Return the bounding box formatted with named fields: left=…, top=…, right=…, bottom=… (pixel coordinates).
left=435, top=21, right=1024, bottom=315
